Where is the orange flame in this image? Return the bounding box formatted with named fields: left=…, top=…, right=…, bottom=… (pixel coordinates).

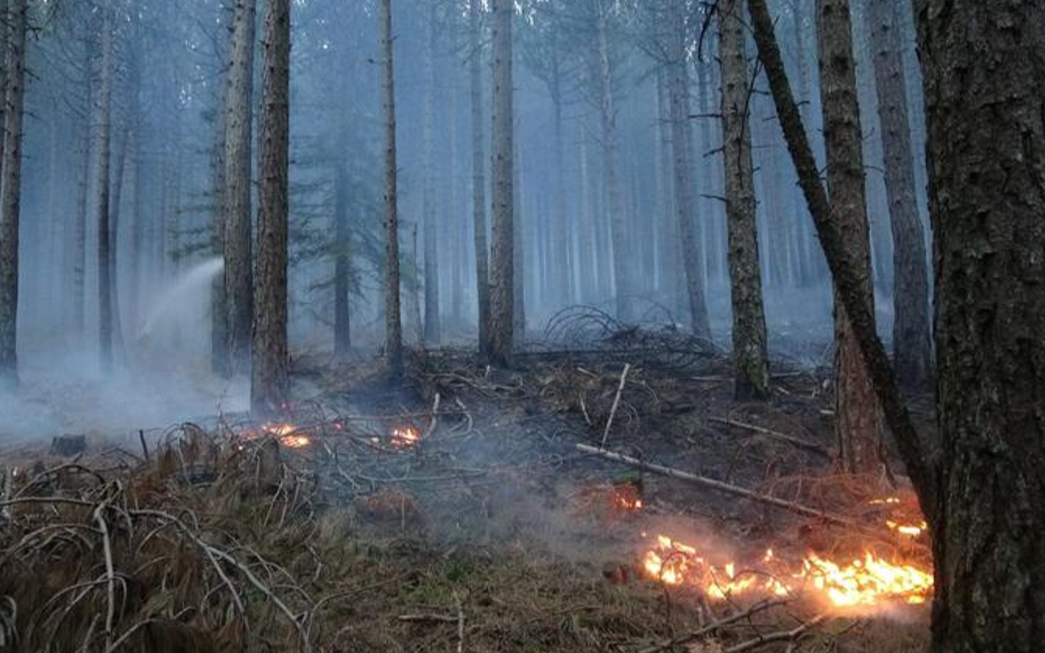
left=641, top=534, right=932, bottom=608
left=259, top=423, right=311, bottom=449
left=391, top=426, right=421, bottom=449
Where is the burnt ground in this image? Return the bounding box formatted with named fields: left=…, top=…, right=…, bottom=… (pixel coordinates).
left=0, top=327, right=934, bottom=653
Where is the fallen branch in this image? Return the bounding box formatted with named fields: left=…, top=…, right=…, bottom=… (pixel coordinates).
left=708, top=416, right=830, bottom=457
left=601, top=363, right=632, bottom=447
left=576, top=444, right=858, bottom=529
left=723, top=613, right=827, bottom=652
left=398, top=613, right=459, bottom=624
left=637, top=598, right=786, bottom=653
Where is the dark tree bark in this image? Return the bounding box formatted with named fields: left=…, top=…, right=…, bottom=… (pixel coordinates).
left=108, top=127, right=128, bottom=360
left=211, top=4, right=231, bottom=377
left=422, top=0, right=440, bottom=345
left=866, top=0, right=932, bottom=391
left=747, top=0, right=935, bottom=515
left=250, top=0, right=291, bottom=416
left=223, top=0, right=257, bottom=376
left=381, top=0, right=403, bottom=374
left=719, top=0, right=770, bottom=400
left=917, top=1, right=1045, bottom=651
left=95, top=0, right=115, bottom=372
left=487, top=0, right=514, bottom=367
left=469, top=0, right=490, bottom=356
left=0, top=0, right=26, bottom=386
left=817, top=0, right=883, bottom=475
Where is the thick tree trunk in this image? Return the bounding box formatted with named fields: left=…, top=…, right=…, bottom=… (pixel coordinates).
left=95, top=0, right=115, bottom=372
left=72, top=112, right=90, bottom=338
left=817, top=0, right=883, bottom=475
left=917, top=1, right=1045, bottom=651
left=719, top=0, right=770, bottom=401
left=487, top=0, right=514, bottom=367
left=422, top=0, right=440, bottom=345
left=866, top=0, right=932, bottom=391
left=468, top=0, right=490, bottom=355
left=0, top=0, right=25, bottom=385
left=595, top=7, right=630, bottom=321
left=333, top=143, right=352, bottom=362
left=250, top=0, right=291, bottom=416
left=0, top=0, right=10, bottom=175
left=223, top=0, right=256, bottom=376
left=381, top=0, right=403, bottom=374
left=667, top=25, right=711, bottom=339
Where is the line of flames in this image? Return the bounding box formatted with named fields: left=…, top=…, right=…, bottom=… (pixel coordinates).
left=243, top=423, right=422, bottom=451
left=642, top=533, right=933, bottom=608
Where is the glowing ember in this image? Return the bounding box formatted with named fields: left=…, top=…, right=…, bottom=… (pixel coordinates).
left=256, top=423, right=311, bottom=449
left=641, top=534, right=932, bottom=608
left=612, top=484, right=643, bottom=511
left=886, top=519, right=927, bottom=538
left=391, top=425, right=421, bottom=449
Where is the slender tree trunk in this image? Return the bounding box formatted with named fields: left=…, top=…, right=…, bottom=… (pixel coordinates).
left=917, top=1, right=1045, bottom=651
left=747, top=0, right=935, bottom=515
left=719, top=0, right=770, bottom=400
left=550, top=58, right=570, bottom=307
left=667, top=10, right=711, bottom=339
left=73, top=114, right=90, bottom=338
left=223, top=0, right=257, bottom=375
left=250, top=0, right=291, bottom=416
left=0, top=0, right=26, bottom=385
left=866, top=0, right=932, bottom=391
left=469, top=0, right=490, bottom=355
left=0, top=0, right=10, bottom=176
left=487, top=0, right=514, bottom=367
left=596, top=6, right=630, bottom=321
left=381, top=0, right=403, bottom=374
left=211, top=5, right=231, bottom=376
left=422, top=0, right=440, bottom=345
left=96, top=0, right=115, bottom=372
left=408, top=222, right=423, bottom=343
left=512, top=136, right=525, bottom=342
left=126, top=125, right=142, bottom=336
left=577, top=127, right=596, bottom=304
left=817, top=0, right=883, bottom=475
left=109, top=128, right=128, bottom=360
left=333, top=139, right=352, bottom=362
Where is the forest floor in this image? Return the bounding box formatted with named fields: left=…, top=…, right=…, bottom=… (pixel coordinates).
left=0, top=314, right=935, bottom=653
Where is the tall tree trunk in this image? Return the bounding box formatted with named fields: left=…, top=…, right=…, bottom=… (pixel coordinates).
left=817, top=0, right=883, bottom=475
left=512, top=136, right=525, bottom=342
left=109, top=128, right=128, bottom=361
left=596, top=6, right=630, bottom=321
left=96, top=0, right=115, bottom=372
left=0, top=0, right=25, bottom=385
left=211, top=5, right=231, bottom=377
left=72, top=114, right=90, bottom=338
left=422, top=0, right=440, bottom=345
left=469, top=0, right=490, bottom=355
left=381, top=0, right=403, bottom=374
left=867, top=0, right=932, bottom=391
left=250, top=0, right=291, bottom=416
left=487, top=0, right=514, bottom=367
left=0, top=0, right=10, bottom=177
left=747, top=0, right=934, bottom=515
left=667, top=7, right=711, bottom=339
left=333, top=140, right=352, bottom=362
left=719, top=0, right=769, bottom=400
left=550, top=57, right=570, bottom=307
left=126, top=125, right=142, bottom=337
left=223, top=0, right=256, bottom=376
left=917, top=1, right=1045, bottom=651
left=577, top=127, right=597, bottom=304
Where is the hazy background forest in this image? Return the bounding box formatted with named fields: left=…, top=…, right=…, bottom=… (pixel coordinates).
left=1, top=0, right=929, bottom=436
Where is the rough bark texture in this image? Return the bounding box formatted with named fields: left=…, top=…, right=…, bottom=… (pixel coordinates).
left=719, top=0, right=770, bottom=401
left=667, top=8, right=710, bottom=339
left=747, top=0, right=935, bottom=515
left=72, top=122, right=89, bottom=337
left=223, top=0, right=256, bottom=376
left=95, top=0, right=115, bottom=372
left=487, top=0, right=514, bottom=367
left=469, top=0, right=490, bottom=357
left=422, top=0, right=440, bottom=345
left=917, top=1, right=1045, bottom=651
left=867, top=0, right=932, bottom=391
left=0, top=0, right=25, bottom=386
left=817, top=0, right=883, bottom=475
left=381, top=0, right=403, bottom=374
left=250, top=0, right=290, bottom=417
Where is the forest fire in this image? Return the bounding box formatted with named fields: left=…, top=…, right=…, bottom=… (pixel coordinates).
left=641, top=534, right=932, bottom=609
left=612, top=484, right=643, bottom=511
left=391, top=425, right=421, bottom=449
left=239, top=422, right=312, bottom=449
